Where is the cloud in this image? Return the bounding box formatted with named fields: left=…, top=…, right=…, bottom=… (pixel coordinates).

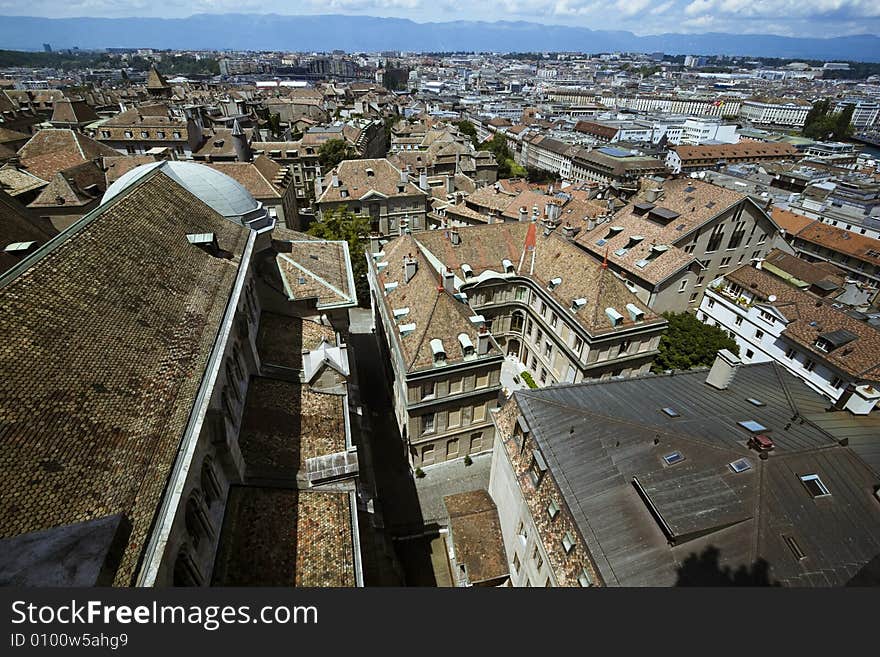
left=0, top=0, right=878, bottom=37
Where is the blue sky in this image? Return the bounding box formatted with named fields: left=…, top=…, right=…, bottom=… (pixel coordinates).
left=0, top=0, right=878, bottom=38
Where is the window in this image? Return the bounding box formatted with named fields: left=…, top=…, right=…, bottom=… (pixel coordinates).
left=689, top=292, right=698, bottom=303
left=550, top=313, right=558, bottom=329
left=706, top=223, right=725, bottom=252
left=800, top=473, right=830, bottom=497
left=785, top=347, right=797, bottom=360
left=562, top=532, right=575, bottom=554
left=529, top=450, right=547, bottom=488
left=755, top=329, right=764, bottom=340
left=547, top=499, right=560, bottom=519
left=469, top=432, right=483, bottom=452
left=707, top=298, right=715, bottom=308
left=831, top=376, right=844, bottom=389
left=678, top=280, right=688, bottom=293
left=720, top=257, right=731, bottom=268
left=124, top=130, right=133, bottom=138
left=760, top=310, right=775, bottom=324
left=533, top=545, right=543, bottom=571
left=421, top=444, right=434, bottom=464
left=473, top=403, right=486, bottom=423
left=141, top=130, right=149, bottom=138
left=735, top=316, right=743, bottom=326
left=517, top=521, right=528, bottom=545
left=663, top=451, right=685, bottom=466
left=696, top=276, right=704, bottom=287
left=783, top=534, right=806, bottom=560
left=578, top=568, right=593, bottom=587
left=757, top=232, right=767, bottom=244
left=745, top=349, right=754, bottom=359
left=619, top=340, right=631, bottom=355
left=421, top=381, right=436, bottom=400
left=157, top=131, right=165, bottom=138
left=540, top=368, right=548, bottom=384
left=173, top=131, right=181, bottom=139
left=573, top=335, right=583, bottom=355
left=804, top=359, right=816, bottom=372
left=422, top=413, right=435, bottom=434
left=513, top=552, right=521, bottom=572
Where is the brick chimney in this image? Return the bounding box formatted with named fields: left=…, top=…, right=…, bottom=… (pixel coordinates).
left=403, top=254, right=418, bottom=283
left=476, top=325, right=491, bottom=355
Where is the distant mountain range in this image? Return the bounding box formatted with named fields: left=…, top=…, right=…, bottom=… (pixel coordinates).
left=1, top=14, right=879, bottom=62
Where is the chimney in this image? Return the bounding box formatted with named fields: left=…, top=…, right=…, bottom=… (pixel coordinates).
left=450, top=229, right=461, bottom=246
left=403, top=254, right=417, bottom=282
left=445, top=174, right=454, bottom=195
left=587, top=217, right=596, bottom=231
left=705, top=349, right=741, bottom=390
left=646, top=187, right=659, bottom=203
left=442, top=268, right=455, bottom=294
left=476, top=325, right=490, bottom=355
left=561, top=223, right=575, bottom=239
left=332, top=174, right=339, bottom=187
left=400, top=168, right=408, bottom=184
left=419, top=171, right=429, bottom=192
left=314, top=175, right=323, bottom=198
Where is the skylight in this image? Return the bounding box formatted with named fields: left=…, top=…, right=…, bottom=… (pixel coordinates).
left=729, top=458, right=753, bottom=473
left=800, top=473, right=830, bottom=498
left=738, top=420, right=767, bottom=433
left=746, top=398, right=766, bottom=407
left=661, top=407, right=680, bottom=418
left=663, top=451, right=685, bottom=466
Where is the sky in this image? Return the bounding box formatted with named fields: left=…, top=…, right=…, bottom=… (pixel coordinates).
left=0, top=0, right=878, bottom=38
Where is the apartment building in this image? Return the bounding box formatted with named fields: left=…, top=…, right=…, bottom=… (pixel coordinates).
left=489, top=357, right=880, bottom=586
left=367, top=220, right=667, bottom=469
left=96, top=105, right=202, bottom=157
left=316, top=158, right=429, bottom=247
left=573, top=178, right=785, bottom=313
left=698, top=263, right=880, bottom=409
left=253, top=140, right=321, bottom=229
left=666, top=142, right=799, bottom=174
left=739, top=97, right=811, bottom=128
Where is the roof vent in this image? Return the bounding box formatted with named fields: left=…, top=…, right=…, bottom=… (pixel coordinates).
left=605, top=307, right=624, bottom=327
left=548, top=277, right=562, bottom=290
left=3, top=241, right=39, bottom=257
left=398, top=322, right=416, bottom=336
left=186, top=232, right=219, bottom=255
left=571, top=298, right=587, bottom=312
left=430, top=338, right=446, bottom=363
left=458, top=333, right=475, bottom=356
left=461, top=263, right=474, bottom=278
left=626, top=303, right=644, bottom=322
left=384, top=281, right=399, bottom=293
left=393, top=307, right=410, bottom=319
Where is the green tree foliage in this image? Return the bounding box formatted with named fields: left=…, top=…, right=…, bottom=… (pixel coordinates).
left=802, top=98, right=854, bottom=140
left=307, top=205, right=371, bottom=307
left=652, top=311, right=739, bottom=373
left=525, top=167, right=560, bottom=184
left=318, top=139, right=358, bottom=172
left=454, top=120, right=480, bottom=149
left=485, top=133, right=526, bottom=178
left=0, top=50, right=219, bottom=75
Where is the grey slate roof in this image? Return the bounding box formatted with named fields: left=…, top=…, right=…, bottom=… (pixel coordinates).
left=513, top=362, right=880, bottom=587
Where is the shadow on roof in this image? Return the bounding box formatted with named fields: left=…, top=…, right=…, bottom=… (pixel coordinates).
left=675, top=546, right=780, bottom=587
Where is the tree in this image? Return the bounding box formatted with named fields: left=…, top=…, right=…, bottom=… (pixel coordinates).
left=802, top=98, right=853, bottom=141
left=307, top=205, right=371, bottom=307
left=318, top=139, right=358, bottom=172
left=485, top=133, right=526, bottom=178
left=652, top=311, right=739, bottom=373
left=454, top=120, right=480, bottom=149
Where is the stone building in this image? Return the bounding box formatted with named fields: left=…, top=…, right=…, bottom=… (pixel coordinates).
left=0, top=161, right=363, bottom=587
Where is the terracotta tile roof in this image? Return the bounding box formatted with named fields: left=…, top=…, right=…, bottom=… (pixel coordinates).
left=257, top=312, right=334, bottom=370
left=376, top=234, right=495, bottom=372
left=771, top=207, right=817, bottom=235
left=673, top=142, right=799, bottom=162
left=0, top=127, right=29, bottom=145
left=445, top=490, right=508, bottom=585
left=793, top=221, right=880, bottom=267
left=28, top=160, right=105, bottom=209
left=17, top=129, right=118, bottom=181
left=50, top=99, right=99, bottom=125
left=0, top=165, right=48, bottom=197
left=317, top=158, right=426, bottom=204
left=274, top=237, right=355, bottom=309
left=101, top=155, right=160, bottom=184
left=762, top=248, right=845, bottom=288
left=211, top=487, right=356, bottom=587
left=0, top=171, right=250, bottom=585
left=102, top=107, right=186, bottom=129
left=206, top=157, right=283, bottom=199
left=237, top=376, right=346, bottom=481
left=0, top=189, right=52, bottom=273
left=725, top=265, right=880, bottom=381
left=414, top=222, right=660, bottom=336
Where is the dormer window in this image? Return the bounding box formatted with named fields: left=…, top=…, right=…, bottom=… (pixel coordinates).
left=605, top=307, right=624, bottom=327
left=430, top=338, right=446, bottom=364
left=458, top=333, right=474, bottom=357
left=340, top=189, right=349, bottom=198
left=461, top=264, right=474, bottom=279
left=548, top=277, right=562, bottom=291
left=366, top=168, right=374, bottom=177
left=625, top=235, right=644, bottom=250
left=571, top=298, right=587, bottom=312
left=502, top=259, right=515, bottom=274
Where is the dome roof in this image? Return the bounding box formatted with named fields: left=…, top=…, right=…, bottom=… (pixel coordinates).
left=102, top=160, right=261, bottom=221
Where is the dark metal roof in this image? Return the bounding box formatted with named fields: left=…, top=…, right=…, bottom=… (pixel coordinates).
left=648, top=206, right=680, bottom=221
left=818, top=329, right=858, bottom=349
left=513, top=362, right=880, bottom=587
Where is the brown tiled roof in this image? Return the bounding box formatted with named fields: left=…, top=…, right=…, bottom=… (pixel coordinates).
left=0, top=127, right=29, bottom=145
left=762, top=248, right=845, bottom=287
left=0, top=165, right=48, bottom=197
left=445, top=490, right=508, bottom=585
left=102, top=107, right=186, bottom=129
left=0, top=189, right=52, bottom=273
left=377, top=234, right=494, bottom=372
left=17, top=129, right=118, bottom=181
left=673, top=142, right=799, bottom=162
left=211, top=486, right=356, bottom=587
left=318, top=158, right=426, bottom=204
left=101, top=155, right=160, bottom=184
left=257, top=313, right=334, bottom=370
left=206, top=158, right=281, bottom=199
left=0, top=171, right=250, bottom=586
left=725, top=265, right=880, bottom=381
left=50, top=99, right=99, bottom=125
left=793, top=221, right=880, bottom=267
left=28, top=160, right=105, bottom=209
left=237, top=376, right=346, bottom=480
left=575, top=120, right=618, bottom=140
left=274, top=237, right=355, bottom=308
left=771, top=207, right=817, bottom=235
left=574, top=178, right=747, bottom=285
left=414, top=222, right=660, bottom=336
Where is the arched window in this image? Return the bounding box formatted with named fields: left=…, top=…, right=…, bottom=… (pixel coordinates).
left=510, top=310, right=525, bottom=333
left=201, top=457, right=222, bottom=507
left=184, top=492, right=214, bottom=549
left=173, top=545, right=203, bottom=587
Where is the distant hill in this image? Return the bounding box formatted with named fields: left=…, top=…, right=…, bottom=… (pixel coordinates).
left=1, top=14, right=878, bottom=62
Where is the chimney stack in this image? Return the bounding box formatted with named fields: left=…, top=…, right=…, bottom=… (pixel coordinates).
left=403, top=254, right=418, bottom=283
left=442, top=268, right=455, bottom=294
left=705, top=349, right=741, bottom=390
left=419, top=171, right=429, bottom=192
left=314, top=175, right=323, bottom=198
left=519, top=207, right=527, bottom=222
left=587, top=217, right=596, bottom=231
left=450, top=229, right=461, bottom=246
left=400, top=168, right=408, bottom=184
left=445, top=174, right=454, bottom=195
left=476, top=325, right=490, bottom=355
left=332, top=174, right=339, bottom=187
